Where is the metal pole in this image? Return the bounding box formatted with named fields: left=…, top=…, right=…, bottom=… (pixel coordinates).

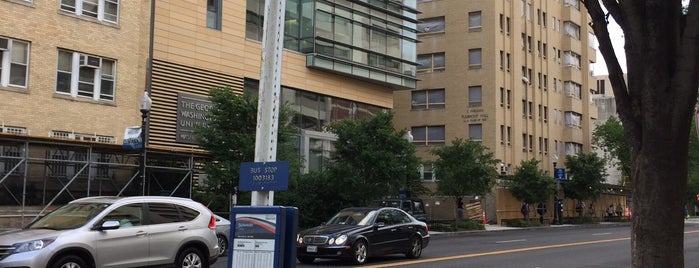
left=141, top=111, right=148, bottom=196
left=251, top=0, right=286, bottom=206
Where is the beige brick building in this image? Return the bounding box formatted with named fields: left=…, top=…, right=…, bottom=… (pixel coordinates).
left=0, top=0, right=420, bottom=226
left=393, top=0, right=599, bottom=223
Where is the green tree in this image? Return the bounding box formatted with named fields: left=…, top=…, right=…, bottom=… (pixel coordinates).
left=326, top=111, right=424, bottom=204
left=432, top=138, right=500, bottom=214
left=509, top=159, right=555, bottom=220
left=592, top=117, right=631, bottom=185
left=561, top=153, right=607, bottom=217
left=193, top=87, right=298, bottom=212
left=582, top=1, right=699, bottom=266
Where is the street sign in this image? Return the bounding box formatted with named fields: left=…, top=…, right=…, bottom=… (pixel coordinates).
left=554, top=168, right=566, bottom=180
left=239, top=161, right=290, bottom=191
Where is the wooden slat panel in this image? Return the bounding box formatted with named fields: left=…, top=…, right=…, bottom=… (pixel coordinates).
left=149, top=59, right=244, bottom=151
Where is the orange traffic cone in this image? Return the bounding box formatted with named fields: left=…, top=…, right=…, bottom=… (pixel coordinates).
left=481, top=211, right=487, bottom=224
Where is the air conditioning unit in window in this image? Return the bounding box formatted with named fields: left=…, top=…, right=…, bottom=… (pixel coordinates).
left=0, top=37, right=8, bottom=51
left=79, top=54, right=102, bottom=68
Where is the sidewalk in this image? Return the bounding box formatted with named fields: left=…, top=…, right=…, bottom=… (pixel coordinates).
left=429, top=221, right=630, bottom=237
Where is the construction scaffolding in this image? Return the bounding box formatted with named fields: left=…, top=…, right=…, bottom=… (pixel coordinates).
left=0, top=134, right=209, bottom=227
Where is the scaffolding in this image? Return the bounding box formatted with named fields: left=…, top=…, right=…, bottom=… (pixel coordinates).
left=0, top=135, right=208, bottom=227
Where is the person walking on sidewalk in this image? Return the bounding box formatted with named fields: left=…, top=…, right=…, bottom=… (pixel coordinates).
left=536, top=202, right=547, bottom=224
left=607, top=204, right=615, bottom=221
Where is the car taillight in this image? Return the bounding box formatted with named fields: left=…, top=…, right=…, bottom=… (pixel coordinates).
left=208, top=215, right=216, bottom=230
left=425, top=225, right=429, bottom=233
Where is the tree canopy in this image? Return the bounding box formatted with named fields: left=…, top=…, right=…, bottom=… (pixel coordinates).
left=432, top=138, right=499, bottom=198
left=562, top=152, right=607, bottom=203
left=592, top=117, right=630, bottom=185
left=509, top=159, right=555, bottom=204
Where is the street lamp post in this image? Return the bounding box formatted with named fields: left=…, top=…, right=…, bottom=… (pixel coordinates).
left=402, top=131, right=414, bottom=198
left=139, top=91, right=152, bottom=196
left=552, top=154, right=562, bottom=225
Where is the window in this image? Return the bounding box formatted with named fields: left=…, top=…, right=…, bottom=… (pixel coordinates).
left=500, top=125, right=505, bottom=144
left=542, top=12, right=547, bottom=27
left=468, top=11, right=482, bottom=30
left=469, top=124, right=482, bottom=141
left=597, top=79, right=606, bottom=95
left=60, top=0, right=119, bottom=24
left=499, top=14, right=504, bottom=31
left=565, top=142, right=583, bottom=155
left=411, top=126, right=445, bottom=146
left=500, top=87, right=505, bottom=107
left=207, top=0, right=222, bottom=30
left=565, top=81, right=582, bottom=98
left=103, top=204, right=143, bottom=227
left=563, top=51, right=581, bottom=69
left=507, top=126, right=511, bottom=145
left=417, top=52, right=445, bottom=73
left=412, top=88, right=445, bottom=110
left=565, top=111, right=582, bottom=129
left=419, top=164, right=436, bottom=181
left=564, top=21, right=581, bottom=40
left=56, top=49, right=116, bottom=101
left=506, top=53, right=511, bottom=70
left=522, top=133, right=527, bottom=151
left=564, top=0, right=580, bottom=10
left=0, top=145, right=23, bottom=176
left=506, top=17, right=511, bottom=34
left=469, top=86, right=482, bottom=107
left=246, top=0, right=264, bottom=41
left=468, top=48, right=482, bottom=68
left=148, top=203, right=185, bottom=224
left=0, top=37, right=29, bottom=88
left=418, top=16, right=445, bottom=34
left=507, top=89, right=511, bottom=108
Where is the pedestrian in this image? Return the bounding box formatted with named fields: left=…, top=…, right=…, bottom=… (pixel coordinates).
left=616, top=203, right=624, bottom=218
left=607, top=204, right=614, bottom=220
left=457, top=197, right=464, bottom=220
left=588, top=203, right=595, bottom=217
left=536, top=202, right=547, bottom=224
left=521, top=202, right=530, bottom=220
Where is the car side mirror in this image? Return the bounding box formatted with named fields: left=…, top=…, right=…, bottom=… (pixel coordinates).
left=374, top=222, right=385, bottom=230
left=94, top=220, right=120, bottom=231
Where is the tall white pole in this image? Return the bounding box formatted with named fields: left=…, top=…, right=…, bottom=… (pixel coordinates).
left=252, top=0, right=286, bottom=206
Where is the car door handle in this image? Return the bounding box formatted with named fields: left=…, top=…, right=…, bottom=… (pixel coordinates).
left=136, top=231, right=148, bottom=237
left=178, top=226, right=188, bottom=231
left=391, top=228, right=398, bottom=232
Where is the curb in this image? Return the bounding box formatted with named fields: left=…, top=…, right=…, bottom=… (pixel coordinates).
left=429, top=222, right=632, bottom=238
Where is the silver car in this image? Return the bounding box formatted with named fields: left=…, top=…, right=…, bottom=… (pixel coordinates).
left=0, top=196, right=219, bottom=268
left=213, top=215, right=230, bottom=256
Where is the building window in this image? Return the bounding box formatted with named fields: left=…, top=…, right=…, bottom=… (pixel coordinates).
left=468, top=48, right=482, bottom=68
left=500, top=125, right=505, bottom=144
left=565, top=111, right=582, bottom=129
left=412, top=88, right=445, bottom=110
left=564, top=81, right=582, bottom=99
left=563, top=21, right=581, bottom=40
left=563, top=51, right=581, bottom=69
left=597, top=79, right=606, bottom=95
left=419, top=164, right=436, bottom=181
left=206, top=0, right=222, bottom=30
left=246, top=0, right=264, bottom=41
left=60, top=0, right=119, bottom=24
left=418, top=16, right=445, bottom=34
left=0, top=37, right=29, bottom=88
left=411, top=126, right=445, bottom=146
left=56, top=49, right=116, bottom=101
left=564, top=0, right=580, bottom=10
left=468, top=86, right=482, bottom=107
left=468, top=11, right=482, bottom=30
left=500, top=87, right=505, bottom=107
left=417, top=52, right=445, bottom=73
left=469, top=124, right=482, bottom=141
left=565, top=142, right=583, bottom=155
left=0, top=145, right=23, bottom=176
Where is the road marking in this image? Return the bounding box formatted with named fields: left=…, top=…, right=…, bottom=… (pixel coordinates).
left=592, top=232, right=612, bottom=236
left=495, top=239, right=526, bottom=244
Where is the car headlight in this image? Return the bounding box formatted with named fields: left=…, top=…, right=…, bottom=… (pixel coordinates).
left=334, top=235, right=348, bottom=245
left=12, top=238, right=55, bottom=254
left=296, top=234, right=303, bottom=244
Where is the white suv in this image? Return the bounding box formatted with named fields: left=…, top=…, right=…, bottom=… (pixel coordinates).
left=0, top=196, right=220, bottom=268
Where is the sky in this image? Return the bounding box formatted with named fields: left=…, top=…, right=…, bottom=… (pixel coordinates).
left=593, top=0, right=691, bottom=76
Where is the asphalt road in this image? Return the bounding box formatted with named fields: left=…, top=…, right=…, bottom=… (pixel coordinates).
left=214, top=220, right=699, bottom=268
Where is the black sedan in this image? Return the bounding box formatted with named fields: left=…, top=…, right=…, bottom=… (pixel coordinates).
left=296, top=207, right=430, bottom=265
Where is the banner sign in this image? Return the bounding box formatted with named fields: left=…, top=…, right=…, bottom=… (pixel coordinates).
left=176, top=93, right=212, bottom=144
left=122, top=126, right=143, bottom=149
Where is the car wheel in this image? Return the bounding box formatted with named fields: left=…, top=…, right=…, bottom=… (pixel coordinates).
left=217, top=235, right=228, bottom=256
left=406, top=236, right=422, bottom=259
left=297, top=256, right=316, bottom=264
left=351, top=240, right=368, bottom=265
left=52, top=254, right=88, bottom=268
left=177, top=247, right=206, bottom=268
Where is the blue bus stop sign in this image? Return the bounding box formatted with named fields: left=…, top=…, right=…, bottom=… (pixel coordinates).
left=554, top=168, right=566, bottom=180
left=239, top=161, right=290, bottom=191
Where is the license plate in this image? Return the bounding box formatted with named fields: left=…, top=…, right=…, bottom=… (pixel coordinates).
left=307, top=245, right=317, bottom=253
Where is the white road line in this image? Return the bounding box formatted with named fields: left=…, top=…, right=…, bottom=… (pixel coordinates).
left=592, top=232, right=613, bottom=236
left=495, top=239, right=526, bottom=244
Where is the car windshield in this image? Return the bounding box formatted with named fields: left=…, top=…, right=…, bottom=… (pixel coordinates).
left=326, top=210, right=377, bottom=226
left=27, top=203, right=110, bottom=230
